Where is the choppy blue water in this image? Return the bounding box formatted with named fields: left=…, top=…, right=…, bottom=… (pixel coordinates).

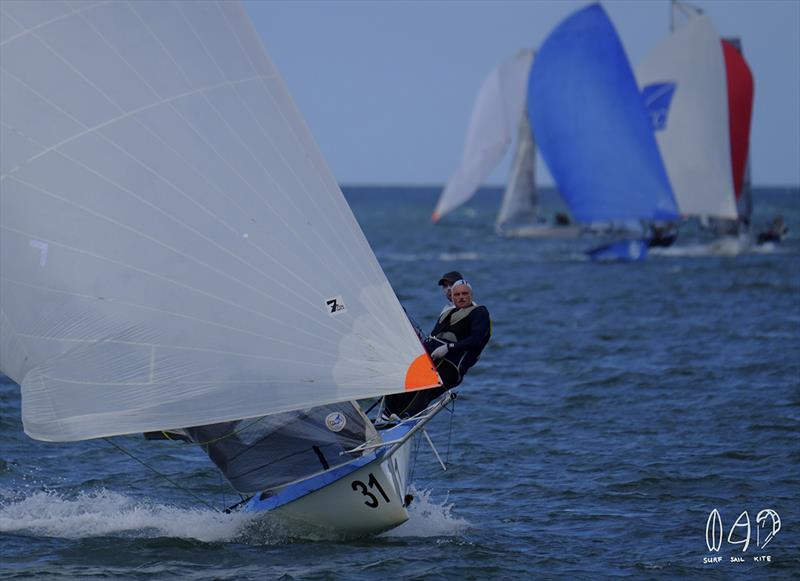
left=2, top=187, right=798, bottom=578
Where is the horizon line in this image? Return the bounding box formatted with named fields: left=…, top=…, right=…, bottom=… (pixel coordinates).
left=338, top=182, right=800, bottom=190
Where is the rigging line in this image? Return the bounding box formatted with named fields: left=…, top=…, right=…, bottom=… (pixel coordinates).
left=181, top=414, right=271, bottom=447
left=409, top=434, right=421, bottom=484
left=364, top=397, right=382, bottom=417
left=102, top=437, right=219, bottom=512
left=218, top=470, right=226, bottom=511
left=446, top=395, right=455, bottom=465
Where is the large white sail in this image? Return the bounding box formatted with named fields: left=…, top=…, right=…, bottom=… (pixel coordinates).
left=432, top=50, right=533, bottom=222
left=636, top=13, right=738, bottom=219
left=495, top=110, right=537, bottom=231
left=0, top=0, right=439, bottom=442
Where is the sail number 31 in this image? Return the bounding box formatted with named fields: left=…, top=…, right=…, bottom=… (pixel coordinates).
left=351, top=473, right=391, bottom=508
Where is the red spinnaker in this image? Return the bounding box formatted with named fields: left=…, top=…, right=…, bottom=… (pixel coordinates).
left=721, top=40, right=754, bottom=199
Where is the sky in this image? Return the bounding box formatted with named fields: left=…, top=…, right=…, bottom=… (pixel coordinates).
left=243, top=0, right=800, bottom=187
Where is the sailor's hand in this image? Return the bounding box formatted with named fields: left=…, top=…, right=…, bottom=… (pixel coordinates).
left=431, top=344, right=449, bottom=360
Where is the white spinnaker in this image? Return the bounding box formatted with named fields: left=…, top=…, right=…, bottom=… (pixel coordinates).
left=636, top=14, right=737, bottom=219
left=496, top=110, right=537, bottom=230
left=433, top=50, right=533, bottom=221
left=0, top=0, right=437, bottom=442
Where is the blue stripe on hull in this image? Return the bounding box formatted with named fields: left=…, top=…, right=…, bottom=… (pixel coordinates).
left=243, top=421, right=415, bottom=513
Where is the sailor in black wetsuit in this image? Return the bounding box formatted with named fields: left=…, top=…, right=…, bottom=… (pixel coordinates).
left=647, top=222, right=678, bottom=248
left=757, top=216, right=788, bottom=245
left=425, top=279, right=491, bottom=389
left=384, top=279, right=491, bottom=418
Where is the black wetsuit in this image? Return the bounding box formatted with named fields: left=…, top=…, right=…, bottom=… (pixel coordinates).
left=384, top=304, right=491, bottom=418
left=425, top=304, right=491, bottom=388
left=757, top=226, right=788, bottom=245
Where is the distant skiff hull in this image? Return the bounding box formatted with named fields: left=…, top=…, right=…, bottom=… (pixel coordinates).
left=241, top=421, right=414, bottom=537
left=587, top=239, right=649, bottom=262
left=498, top=224, right=583, bottom=239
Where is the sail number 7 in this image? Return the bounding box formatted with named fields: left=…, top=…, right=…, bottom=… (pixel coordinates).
left=351, top=473, right=391, bottom=508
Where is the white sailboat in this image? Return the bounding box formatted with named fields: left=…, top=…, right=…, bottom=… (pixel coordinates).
left=529, top=4, right=680, bottom=263
left=432, top=50, right=580, bottom=237
left=496, top=110, right=581, bottom=238
left=0, top=0, right=444, bottom=536
left=637, top=4, right=739, bottom=222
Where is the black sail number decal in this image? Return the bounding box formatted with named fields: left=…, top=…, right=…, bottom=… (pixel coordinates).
left=351, top=472, right=391, bottom=508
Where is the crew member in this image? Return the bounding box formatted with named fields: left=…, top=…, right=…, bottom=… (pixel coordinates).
left=384, top=279, right=491, bottom=418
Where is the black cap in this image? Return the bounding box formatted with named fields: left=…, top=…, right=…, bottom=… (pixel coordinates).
left=437, top=271, right=464, bottom=286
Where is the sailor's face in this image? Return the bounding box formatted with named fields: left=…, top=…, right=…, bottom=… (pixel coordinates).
left=451, top=285, right=472, bottom=308
left=442, top=282, right=453, bottom=301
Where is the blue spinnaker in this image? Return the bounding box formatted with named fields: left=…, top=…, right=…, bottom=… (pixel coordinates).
left=529, top=4, right=679, bottom=224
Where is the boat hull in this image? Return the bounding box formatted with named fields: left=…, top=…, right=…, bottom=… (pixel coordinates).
left=498, top=224, right=583, bottom=239
left=587, top=239, right=649, bottom=262
left=270, top=442, right=411, bottom=536
left=241, top=422, right=415, bottom=538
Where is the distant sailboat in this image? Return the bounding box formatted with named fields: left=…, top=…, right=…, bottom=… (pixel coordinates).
left=432, top=50, right=580, bottom=237
left=529, top=4, right=679, bottom=262
left=639, top=1, right=754, bottom=243
left=0, top=0, right=443, bottom=536
left=638, top=7, right=738, bottom=222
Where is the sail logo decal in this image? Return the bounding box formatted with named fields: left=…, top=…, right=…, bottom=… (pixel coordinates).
left=325, top=412, right=346, bottom=432
left=325, top=296, right=345, bottom=316
left=642, top=82, right=677, bottom=131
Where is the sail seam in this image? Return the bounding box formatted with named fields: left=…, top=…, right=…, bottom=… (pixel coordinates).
left=207, top=3, right=390, bottom=322
left=0, top=1, right=110, bottom=48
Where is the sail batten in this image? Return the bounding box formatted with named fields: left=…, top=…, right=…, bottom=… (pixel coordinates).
left=1, top=0, right=439, bottom=442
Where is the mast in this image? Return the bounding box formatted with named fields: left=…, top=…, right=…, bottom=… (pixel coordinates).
left=672, top=0, right=703, bottom=32
left=495, top=102, right=538, bottom=232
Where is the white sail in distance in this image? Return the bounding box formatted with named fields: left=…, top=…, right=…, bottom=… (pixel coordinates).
left=637, top=13, right=738, bottom=220
left=495, top=110, right=537, bottom=231
left=0, top=0, right=439, bottom=442
left=432, top=50, right=533, bottom=222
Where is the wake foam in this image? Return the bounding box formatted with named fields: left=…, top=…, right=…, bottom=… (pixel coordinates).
left=382, top=487, right=468, bottom=538
left=649, top=237, right=759, bottom=258
left=0, top=486, right=467, bottom=543
left=0, top=488, right=250, bottom=542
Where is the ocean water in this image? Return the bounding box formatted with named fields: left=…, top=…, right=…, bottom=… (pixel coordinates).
left=1, top=186, right=798, bottom=579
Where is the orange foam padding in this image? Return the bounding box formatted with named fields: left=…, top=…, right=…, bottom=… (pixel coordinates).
left=404, top=353, right=442, bottom=391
